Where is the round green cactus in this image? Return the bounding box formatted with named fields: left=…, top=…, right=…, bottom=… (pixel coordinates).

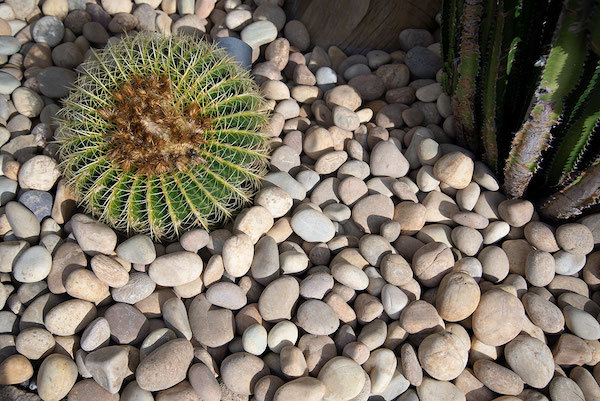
left=56, top=33, right=270, bottom=240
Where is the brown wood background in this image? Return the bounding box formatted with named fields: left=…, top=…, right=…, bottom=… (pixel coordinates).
left=284, top=0, right=442, bottom=54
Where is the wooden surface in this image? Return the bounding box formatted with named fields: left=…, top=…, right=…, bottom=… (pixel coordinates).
left=285, top=0, right=441, bottom=54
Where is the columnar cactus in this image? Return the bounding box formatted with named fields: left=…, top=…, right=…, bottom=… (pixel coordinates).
left=442, top=0, right=600, bottom=219
left=56, top=33, right=270, bottom=240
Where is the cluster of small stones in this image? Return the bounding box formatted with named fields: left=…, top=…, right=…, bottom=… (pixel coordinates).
left=1, top=1, right=600, bottom=401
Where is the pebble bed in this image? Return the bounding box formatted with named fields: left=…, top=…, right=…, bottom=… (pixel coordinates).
left=0, top=1, right=599, bottom=401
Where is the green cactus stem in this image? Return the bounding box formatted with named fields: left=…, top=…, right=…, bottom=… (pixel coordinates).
left=503, top=0, right=587, bottom=198
left=451, top=0, right=484, bottom=153
left=56, top=33, right=270, bottom=240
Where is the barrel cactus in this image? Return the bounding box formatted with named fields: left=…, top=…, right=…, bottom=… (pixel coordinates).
left=56, top=33, right=270, bottom=240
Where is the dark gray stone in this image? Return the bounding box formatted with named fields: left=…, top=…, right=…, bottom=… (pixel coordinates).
left=19, top=190, right=53, bottom=221
left=405, top=46, right=442, bottom=79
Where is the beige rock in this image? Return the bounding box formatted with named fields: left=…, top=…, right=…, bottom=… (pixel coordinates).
left=522, top=292, right=564, bottom=334
left=273, top=377, right=326, bottom=401
left=501, top=239, right=533, bottom=276
left=418, top=330, right=468, bottom=381
left=524, top=250, right=555, bottom=287
left=453, top=368, right=494, bottom=401
left=0, top=354, right=33, bottom=385
left=297, top=300, right=339, bottom=335
left=472, top=289, right=524, bottom=346
left=149, top=251, right=203, bottom=286
left=412, top=242, right=454, bottom=287
left=258, top=276, right=299, bottom=321
left=556, top=223, right=594, bottom=255
left=221, top=352, right=269, bottom=396
left=136, top=339, right=194, bottom=391
left=399, top=300, right=444, bottom=335
left=37, top=353, right=78, bottom=401
left=497, top=199, right=534, bottom=227
left=436, top=272, right=480, bottom=322
left=189, top=295, right=235, bottom=348
left=394, top=201, right=427, bottom=235
left=505, top=334, right=554, bottom=389
left=417, top=376, right=466, bottom=401
left=65, top=268, right=109, bottom=303
left=473, top=359, right=523, bottom=396
left=44, top=299, right=97, bottom=336
left=85, top=345, right=134, bottom=394
left=433, top=152, right=474, bottom=189
left=90, top=254, right=129, bottom=288
left=15, top=327, right=55, bottom=360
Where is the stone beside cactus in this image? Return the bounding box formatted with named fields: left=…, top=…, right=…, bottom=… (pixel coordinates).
left=441, top=0, right=600, bottom=219
left=55, top=33, right=270, bottom=240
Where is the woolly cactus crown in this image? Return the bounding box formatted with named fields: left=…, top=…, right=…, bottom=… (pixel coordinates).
left=56, top=33, right=270, bottom=240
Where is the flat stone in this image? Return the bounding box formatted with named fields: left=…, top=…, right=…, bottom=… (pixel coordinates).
left=37, top=66, right=77, bottom=98
left=291, top=208, right=335, bottom=242
left=71, top=214, right=117, bottom=255
left=220, top=352, right=270, bottom=396
left=116, top=234, right=156, bottom=265
left=111, top=272, right=156, bottom=304
left=136, top=339, right=194, bottom=392
left=13, top=245, right=52, bottom=283
left=149, top=251, right=203, bottom=286
left=18, top=190, right=53, bottom=221
left=241, top=20, right=278, bottom=48
left=44, top=299, right=97, bottom=336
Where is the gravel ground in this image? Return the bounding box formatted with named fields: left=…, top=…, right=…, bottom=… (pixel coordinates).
left=0, top=1, right=600, bottom=401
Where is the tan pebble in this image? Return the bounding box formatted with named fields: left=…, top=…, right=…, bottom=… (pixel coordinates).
left=90, top=254, right=130, bottom=288
left=399, top=300, right=444, bottom=335
left=472, top=289, right=524, bottom=346
left=37, top=353, right=78, bottom=401
left=433, top=151, right=474, bottom=189
left=473, top=359, right=523, bottom=395
left=0, top=354, right=33, bottom=385
left=497, top=199, right=534, bottom=227
left=556, top=223, right=594, bottom=255
left=279, top=345, right=307, bottom=378
left=273, top=377, right=326, bottom=401
left=552, top=333, right=592, bottom=366
left=65, top=268, right=109, bottom=303
left=453, top=368, right=495, bottom=401
left=523, top=221, right=559, bottom=252
left=418, top=330, right=468, bottom=381
left=412, top=242, right=454, bottom=287
left=436, top=272, right=480, bottom=322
